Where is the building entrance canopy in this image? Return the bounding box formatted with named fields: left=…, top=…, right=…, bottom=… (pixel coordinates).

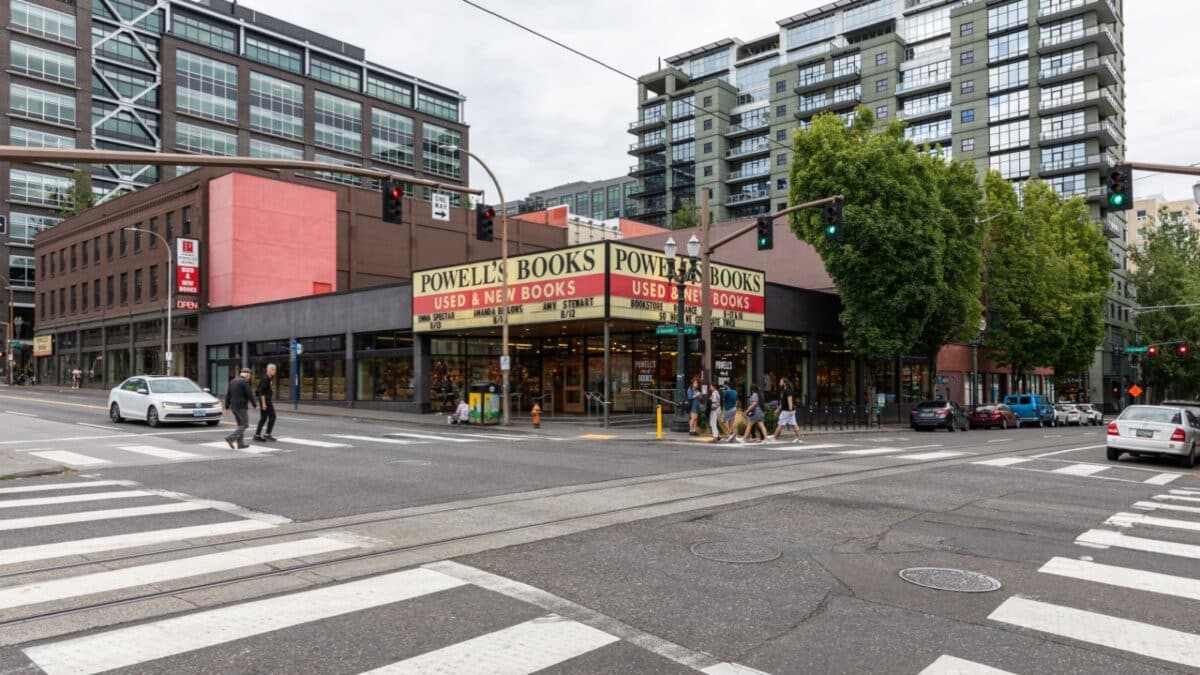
left=413, top=241, right=765, bottom=334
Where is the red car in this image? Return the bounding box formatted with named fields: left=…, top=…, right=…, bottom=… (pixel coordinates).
left=969, top=403, right=1020, bottom=430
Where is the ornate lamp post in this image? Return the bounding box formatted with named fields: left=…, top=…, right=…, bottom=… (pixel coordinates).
left=971, top=318, right=987, bottom=408
left=664, top=234, right=701, bottom=432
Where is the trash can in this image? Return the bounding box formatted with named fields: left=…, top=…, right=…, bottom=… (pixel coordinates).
left=469, top=383, right=501, bottom=425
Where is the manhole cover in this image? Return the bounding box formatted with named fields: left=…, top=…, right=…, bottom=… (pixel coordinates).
left=386, top=459, right=432, bottom=466
left=690, top=542, right=781, bottom=564
left=899, top=567, right=1001, bottom=593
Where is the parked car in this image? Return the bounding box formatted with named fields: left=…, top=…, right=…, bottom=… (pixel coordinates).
left=1161, top=400, right=1200, bottom=420
left=1003, top=394, right=1056, bottom=427
left=910, top=400, right=970, bottom=432
left=968, top=403, right=1020, bottom=430
left=108, top=376, right=223, bottom=427
left=1107, top=404, right=1199, bottom=467
left=1053, top=403, right=1084, bottom=426
left=1075, top=403, right=1103, bottom=426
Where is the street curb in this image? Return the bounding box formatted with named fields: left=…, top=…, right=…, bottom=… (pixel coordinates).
left=1, top=464, right=67, bottom=480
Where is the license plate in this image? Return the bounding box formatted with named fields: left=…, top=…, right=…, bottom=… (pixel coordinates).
left=193, top=410, right=207, bottom=417
left=1136, top=429, right=1154, bottom=438
left=921, top=412, right=936, bottom=417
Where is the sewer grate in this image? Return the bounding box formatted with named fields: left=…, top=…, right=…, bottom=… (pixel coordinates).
left=690, top=541, right=782, bottom=564
left=899, top=567, right=1002, bottom=593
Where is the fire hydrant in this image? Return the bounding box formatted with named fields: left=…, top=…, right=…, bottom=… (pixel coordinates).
left=531, top=403, right=542, bottom=428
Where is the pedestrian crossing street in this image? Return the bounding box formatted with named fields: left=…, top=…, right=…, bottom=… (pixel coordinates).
left=921, top=486, right=1200, bottom=673
left=974, top=455, right=1188, bottom=486
left=12, top=428, right=563, bottom=469
left=2, top=478, right=764, bottom=675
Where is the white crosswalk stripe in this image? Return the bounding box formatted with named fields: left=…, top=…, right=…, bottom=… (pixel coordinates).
left=0, top=489, right=152, bottom=509
left=988, top=596, right=1200, bottom=669
left=200, top=440, right=275, bottom=453
left=385, top=431, right=479, bottom=443
left=1145, top=473, right=1182, bottom=486
left=272, top=437, right=349, bottom=448
left=118, top=444, right=202, bottom=460
left=0, top=520, right=276, bottom=566
left=0, top=501, right=209, bottom=532
left=28, top=450, right=110, bottom=467
left=360, top=614, right=618, bottom=674
left=1133, top=500, right=1200, bottom=515
left=0, top=479, right=138, bottom=494
left=896, top=451, right=966, bottom=460
left=1158, top=491, right=1200, bottom=503
left=836, top=447, right=902, bottom=456
left=974, top=457, right=1031, bottom=467
left=1076, top=528, right=1200, bottom=559
left=1052, top=464, right=1108, bottom=476
left=920, top=655, right=1016, bottom=675
left=327, top=434, right=423, bottom=445
left=1039, top=556, right=1200, bottom=602
left=1106, top=512, right=1200, bottom=533
left=766, top=443, right=847, bottom=451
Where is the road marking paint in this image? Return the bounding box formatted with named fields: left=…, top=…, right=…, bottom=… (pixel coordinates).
left=896, top=451, right=966, bottom=460
left=988, top=596, right=1200, bottom=668
left=1132, top=500, right=1200, bottom=515
left=199, top=440, right=275, bottom=454
left=837, top=447, right=903, bottom=456
left=326, top=435, right=421, bottom=445
left=0, top=536, right=358, bottom=611
left=902, top=444, right=943, bottom=450
left=22, top=568, right=467, bottom=675
left=919, top=655, right=1016, bottom=675
left=1043, top=434, right=1063, bottom=439
left=0, top=520, right=275, bottom=566
left=0, top=502, right=209, bottom=532
left=0, top=428, right=228, bottom=446
left=0, top=395, right=105, bottom=411
left=463, top=433, right=540, bottom=441
left=1145, top=473, right=1182, bottom=486
left=1040, top=557, right=1200, bottom=602
left=986, top=438, right=1014, bottom=443
left=767, top=443, right=847, bottom=452
left=1052, top=464, right=1109, bottom=477
left=0, top=490, right=152, bottom=509
left=272, top=437, right=349, bottom=448
left=701, top=665, right=772, bottom=675
left=28, top=450, right=110, bottom=467
left=578, top=433, right=617, bottom=440
left=141, top=489, right=291, bottom=525
left=75, top=422, right=117, bottom=430
left=1107, top=512, right=1200, bottom=533
left=385, top=431, right=477, bottom=443
left=1076, top=529, right=1200, bottom=559
left=1156, top=494, right=1200, bottom=503
left=1032, top=444, right=1106, bottom=458
left=974, top=457, right=1032, bottom=467
left=360, top=614, right=618, bottom=674
left=118, top=445, right=202, bottom=460
left=0, top=479, right=138, bottom=495
left=1173, top=488, right=1200, bottom=495
left=4, top=410, right=38, bottom=418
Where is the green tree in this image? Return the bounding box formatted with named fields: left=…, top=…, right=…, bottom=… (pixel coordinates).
left=56, top=169, right=97, bottom=218
left=671, top=198, right=699, bottom=230
left=1130, top=208, right=1200, bottom=398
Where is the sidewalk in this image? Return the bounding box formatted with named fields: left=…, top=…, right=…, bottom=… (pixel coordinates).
left=0, top=452, right=65, bottom=480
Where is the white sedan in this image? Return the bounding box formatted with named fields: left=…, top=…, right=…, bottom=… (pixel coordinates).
left=1107, top=405, right=1199, bottom=467
left=108, top=376, right=223, bottom=427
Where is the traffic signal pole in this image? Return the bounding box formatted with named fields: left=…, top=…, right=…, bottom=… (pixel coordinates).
left=706, top=195, right=844, bottom=253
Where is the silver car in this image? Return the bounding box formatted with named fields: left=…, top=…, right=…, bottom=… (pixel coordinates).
left=1076, top=403, right=1103, bottom=426
left=1107, top=405, right=1199, bottom=467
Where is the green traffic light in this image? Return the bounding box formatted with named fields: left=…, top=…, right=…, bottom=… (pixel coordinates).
left=1109, top=193, right=1125, bottom=207
left=826, top=225, right=837, bottom=235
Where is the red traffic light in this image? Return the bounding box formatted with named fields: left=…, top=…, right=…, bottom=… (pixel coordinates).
left=390, top=186, right=403, bottom=200
left=1148, top=345, right=1159, bottom=356
left=1178, top=344, right=1190, bottom=356
left=483, top=207, right=496, bottom=220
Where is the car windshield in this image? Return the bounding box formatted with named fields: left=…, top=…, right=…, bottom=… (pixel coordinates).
left=148, top=378, right=202, bottom=394
left=975, top=406, right=996, bottom=414
left=1120, top=407, right=1181, bottom=424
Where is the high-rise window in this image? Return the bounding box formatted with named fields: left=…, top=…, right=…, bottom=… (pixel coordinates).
left=171, top=11, right=236, bottom=53
left=92, top=101, right=158, bottom=147
left=988, top=150, right=1030, bottom=179
left=176, top=50, right=238, bottom=124
left=11, top=41, right=76, bottom=84
left=1041, top=142, right=1087, bottom=171
left=988, top=90, right=1029, bottom=122
left=92, top=25, right=158, bottom=68
left=92, top=62, right=158, bottom=106
left=176, top=121, right=237, bottom=156
left=903, top=5, right=953, bottom=43
left=10, top=83, right=75, bottom=126
left=312, top=152, right=361, bottom=187
left=367, top=75, right=413, bottom=108
left=314, top=91, right=362, bottom=154
left=989, top=120, right=1030, bottom=152
left=371, top=109, right=415, bottom=167
left=10, top=126, right=74, bottom=150
left=987, top=1, right=1028, bottom=33
left=249, top=138, right=303, bottom=160
left=8, top=212, right=61, bottom=245
left=245, top=34, right=302, bottom=73
left=417, top=91, right=459, bottom=122
left=989, top=60, right=1029, bottom=92
left=988, top=31, right=1028, bottom=63
left=11, top=0, right=76, bottom=44
left=8, top=256, right=34, bottom=289
left=9, top=170, right=72, bottom=207
left=310, top=55, right=360, bottom=91
left=249, top=72, right=304, bottom=141
left=422, top=123, right=461, bottom=178
left=786, top=16, right=834, bottom=47
left=735, top=57, right=775, bottom=103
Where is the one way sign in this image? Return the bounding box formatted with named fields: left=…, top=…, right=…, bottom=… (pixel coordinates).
left=431, top=193, right=450, bottom=222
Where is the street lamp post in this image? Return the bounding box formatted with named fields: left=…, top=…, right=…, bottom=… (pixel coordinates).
left=664, top=235, right=701, bottom=432
left=440, top=145, right=511, bottom=425
left=124, top=227, right=173, bottom=375
left=971, top=318, right=987, bottom=408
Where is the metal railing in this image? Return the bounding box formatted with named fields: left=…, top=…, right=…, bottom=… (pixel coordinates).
left=1038, top=23, right=1118, bottom=50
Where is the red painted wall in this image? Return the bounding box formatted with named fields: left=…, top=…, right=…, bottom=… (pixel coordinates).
left=207, top=173, right=337, bottom=308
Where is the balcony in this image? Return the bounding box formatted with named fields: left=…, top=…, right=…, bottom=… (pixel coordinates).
left=796, top=92, right=862, bottom=118
left=1039, top=119, right=1124, bottom=148
left=725, top=190, right=771, bottom=207
left=628, top=137, right=666, bottom=154
left=627, top=115, right=666, bottom=134
left=1040, top=150, right=1120, bottom=176
left=726, top=165, right=770, bottom=183
left=1038, top=87, right=1122, bottom=116
left=1037, top=0, right=1120, bottom=25
left=628, top=160, right=666, bottom=177
left=1037, top=23, right=1121, bottom=56
left=628, top=178, right=667, bottom=199
left=724, top=118, right=771, bottom=138
left=793, top=67, right=861, bottom=94
left=1103, top=216, right=1123, bottom=239
left=894, top=74, right=951, bottom=96
left=897, top=102, right=952, bottom=124
left=1038, top=55, right=1120, bottom=87
left=726, top=142, right=771, bottom=160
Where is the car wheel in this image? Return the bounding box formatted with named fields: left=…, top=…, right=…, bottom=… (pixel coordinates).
left=146, top=406, right=160, bottom=428
left=947, top=420, right=956, bottom=432
left=206, top=419, right=221, bottom=427
left=1107, top=446, right=1121, bottom=461
left=109, top=402, right=124, bottom=423
left=1001, top=419, right=1007, bottom=430
left=1181, top=442, right=1197, bottom=469
left=1037, top=419, right=1044, bottom=428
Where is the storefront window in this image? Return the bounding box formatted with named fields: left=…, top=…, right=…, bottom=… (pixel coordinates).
left=354, top=330, right=413, bottom=402
left=207, top=343, right=241, bottom=397
left=250, top=339, right=290, bottom=400
left=297, top=334, right=346, bottom=401
left=815, top=337, right=855, bottom=405
left=763, top=333, right=809, bottom=405
left=105, top=347, right=130, bottom=383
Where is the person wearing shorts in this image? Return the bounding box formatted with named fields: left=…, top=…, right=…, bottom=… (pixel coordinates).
left=721, top=384, right=739, bottom=442
left=768, top=377, right=802, bottom=443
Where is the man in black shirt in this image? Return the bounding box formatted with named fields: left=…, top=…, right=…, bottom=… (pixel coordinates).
left=768, top=377, right=803, bottom=443
left=254, top=363, right=278, bottom=443
left=223, top=367, right=257, bottom=449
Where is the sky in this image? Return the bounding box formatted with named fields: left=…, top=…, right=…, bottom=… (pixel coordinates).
left=247, top=0, right=1199, bottom=204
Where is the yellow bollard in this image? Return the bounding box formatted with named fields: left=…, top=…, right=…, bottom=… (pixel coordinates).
left=656, top=404, right=663, bottom=439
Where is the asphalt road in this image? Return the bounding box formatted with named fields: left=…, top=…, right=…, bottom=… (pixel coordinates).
left=1, top=390, right=1198, bottom=673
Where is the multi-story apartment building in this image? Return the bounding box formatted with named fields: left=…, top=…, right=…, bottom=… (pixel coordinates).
left=1, top=0, right=468, bottom=377
left=503, top=176, right=640, bottom=221
left=1126, top=194, right=1200, bottom=262
left=629, top=0, right=1128, bottom=407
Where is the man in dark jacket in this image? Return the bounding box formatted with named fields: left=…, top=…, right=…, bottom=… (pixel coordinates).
left=253, top=363, right=278, bottom=443
left=224, top=367, right=256, bottom=449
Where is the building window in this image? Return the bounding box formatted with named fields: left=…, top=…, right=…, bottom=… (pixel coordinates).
left=120, top=272, right=128, bottom=305
left=960, top=50, right=974, bottom=66
left=987, top=1, right=1028, bottom=33
left=703, top=165, right=713, bottom=177
left=9, top=83, right=75, bottom=126
left=11, top=41, right=76, bottom=85
left=988, top=31, right=1028, bottom=63
left=57, top=249, right=64, bottom=275
left=876, top=77, right=888, bottom=93
left=134, top=268, right=143, bottom=302
left=93, top=236, right=100, bottom=264
left=367, top=74, right=413, bottom=108
left=371, top=109, right=415, bottom=167
left=119, top=230, right=127, bottom=257
left=8, top=255, right=35, bottom=289
left=703, top=118, right=712, bottom=131
left=132, top=227, right=141, bottom=253
left=9, top=126, right=75, bottom=151
left=775, top=80, right=786, bottom=93
left=11, top=0, right=76, bottom=44
left=703, top=95, right=712, bottom=108
left=244, top=34, right=302, bottom=74
left=310, top=55, right=361, bottom=91
left=250, top=138, right=303, bottom=161
left=417, top=91, right=460, bottom=122
left=989, top=119, right=1030, bottom=152
left=171, top=10, right=236, bottom=53
left=9, top=169, right=72, bottom=207
left=149, top=218, right=157, bottom=248
left=961, top=137, right=975, bottom=153
left=70, top=244, right=76, bottom=271
left=48, top=289, right=53, bottom=317
left=876, top=51, right=888, bottom=66
left=988, top=149, right=1030, bottom=179
left=93, top=279, right=100, bottom=310
left=703, top=141, right=712, bottom=154
left=106, top=275, right=114, bottom=306
left=92, top=101, right=157, bottom=147
left=989, top=89, right=1029, bottom=122
left=776, top=129, right=787, bottom=142
left=176, top=50, right=238, bottom=124
left=149, top=264, right=158, bottom=299
left=106, top=233, right=113, bottom=261
left=176, top=121, right=237, bottom=156
left=81, top=281, right=88, bottom=312
left=182, top=207, right=192, bottom=237
left=776, top=178, right=788, bottom=191
left=93, top=26, right=159, bottom=69
left=961, top=109, right=974, bottom=123
left=776, top=104, right=787, bottom=118
left=249, top=72, right=304, bottom=141
left=875, top=105, right=888, bottom=120
left=422, top=122, right=461, bottom=179
left=960, top=21, right=973, bottom=37
left=961, top=79, right=975, bottom=94
left=989, top=60, right=1029, bottom=92
left=70, top=284, right=77, bottom=313
left=776, top=153, right=788, bottom=166
left=8, top=212, right=61, bottom=245
left=314, top=91, right=362, bottom=154
left=81, top=241, right=89, bottom=267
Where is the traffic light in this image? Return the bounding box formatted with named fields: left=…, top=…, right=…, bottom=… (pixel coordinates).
left=381, top=180, right=404, bottom=223
left=1177, top=343, right=1190, bottom=356
left=1148, top=345, right=1159, bottom=357
left=475, top=204, right=495, bottom=241
left=1105, top=163, right=1133, bottom=209
left=823, top=200, right=844, bottom=241
left=756, top=215, right=773, bottom=251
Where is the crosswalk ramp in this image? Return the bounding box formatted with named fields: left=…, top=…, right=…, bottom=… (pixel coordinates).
left=973, top=455, right=1187, bottom=486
